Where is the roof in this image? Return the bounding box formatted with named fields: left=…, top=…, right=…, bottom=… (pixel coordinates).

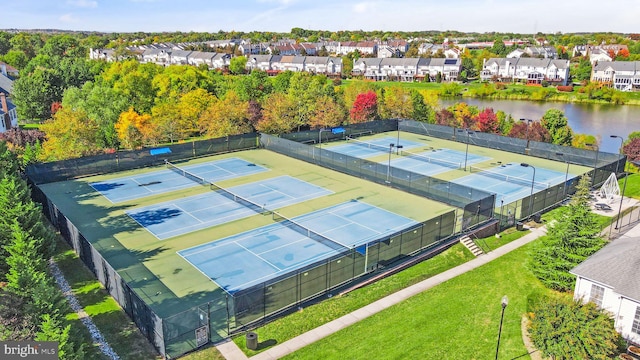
left=571, top=236, right=640, bottom=303
left=0, top=74, right=13, bottom=95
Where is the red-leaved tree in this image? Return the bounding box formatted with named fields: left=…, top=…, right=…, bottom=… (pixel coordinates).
left=474, top=108, right=500, bottom=134
left=508, top=121, right=552, bottom=143
left=349, top=91, right=378, bottom=124
left=623, top=138, right=640, bottom=162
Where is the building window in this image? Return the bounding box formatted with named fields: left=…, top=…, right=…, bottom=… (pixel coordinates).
left=589, top=284, right=605, bottom=307
left=632, top=307, right=640, bottom=335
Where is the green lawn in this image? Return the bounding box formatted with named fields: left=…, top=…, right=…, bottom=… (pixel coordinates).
left=53, top=238, right=161, bottom=360
left=283, top=240, right=550, bottom=359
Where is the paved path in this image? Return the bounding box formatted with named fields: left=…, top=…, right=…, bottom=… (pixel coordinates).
left=216, top=225, right=548, bottom=360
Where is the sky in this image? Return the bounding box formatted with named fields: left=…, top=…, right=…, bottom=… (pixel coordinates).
left=3, top=0, right=639, bottom=35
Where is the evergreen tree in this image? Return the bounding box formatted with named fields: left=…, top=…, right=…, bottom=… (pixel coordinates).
left=5, top=222, right=48, bottom=299
left=36, top=313, right=85, bottom=360
left=528, top=295, right=621, bottom=359
left=410, top=90, right=433, bottom=123
left=530, top=175, right=606, bottom=291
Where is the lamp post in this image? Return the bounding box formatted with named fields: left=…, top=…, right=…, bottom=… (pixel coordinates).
left=521, top=163, right=536, bottom=220
left=397, top=119, right=401, bottom=151
left=519, top=118, right=533, bottom=154
left=610, top=135, right=624, bottom=175
left=495, top=295, right=509, bottom=360
left=318, top=128, right=326, bottom=148
left=457, top=129, right=474, bottom=171
left=386, top=143, right=395, bottom=183
left=556, top=152, right=570, bottom=199
left=395, top=144, right=403, bottom=155
left=586, top=143, right=599, bottom=188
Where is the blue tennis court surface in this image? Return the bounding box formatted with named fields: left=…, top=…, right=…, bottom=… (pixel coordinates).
left=126, top=176, right=333, bottom=239
left=90, top=158, right=267, bottom=203
left=328, top=137, right=423, bottom=158
left=453, top=163, right=567, bottom=204
left=178, top=200, right=418, bottom=293
left=391, top=148, right=490, bottom=176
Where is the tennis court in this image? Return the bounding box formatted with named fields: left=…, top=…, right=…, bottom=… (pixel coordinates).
left=178, top=200, right=419, bottom=293
left=391, top=148, right=490, bottom=176
left=126, top=175, right=333, bottom=240
left=328, top=136, right=423, bottom=158
left=90, top=158, right=268, bottom=203
left=454, top=163, right=568, bottom=204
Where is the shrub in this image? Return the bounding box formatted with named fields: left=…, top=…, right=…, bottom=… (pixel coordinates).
left=495, top=82, right=507, bottom=90
left=557, top=85, right=574, bottom=92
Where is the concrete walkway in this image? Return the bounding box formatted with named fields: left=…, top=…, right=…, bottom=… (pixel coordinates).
left=216, top=225, right=548, bottom=360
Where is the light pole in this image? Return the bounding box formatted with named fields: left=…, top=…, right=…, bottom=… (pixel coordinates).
left=457, top=129, right=473, bottom=171
left=386, top=143, right=395, bottom=183
left=318, top=128, right=326, bottom=148
left=556, top=152, right=570, bottom=199
left=610, top=135, right=624, bottom=175
left=495, top=295, right=509, bottom=360
left=586, top=143, right=599, bottom=188
left=397, top=119, right=401, bottom=151
left=519, top=118, right=533, bottom=154
left=396, top=144, right=403, bottom=155
left=521, top=163, right=536, bottom=220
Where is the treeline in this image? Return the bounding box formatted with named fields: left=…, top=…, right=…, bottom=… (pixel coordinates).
left=0, top=142, right=85, bottom=358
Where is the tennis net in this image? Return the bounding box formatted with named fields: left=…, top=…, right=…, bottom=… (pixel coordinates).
left=400, top=150, right=462, bottom=169
left=469, top=166, right=550, bottom=188
left=166, top=160, right=207, bottom=185
left=272, top=210, right=350, bottom=250
left=345, top=136, right=391, bottom=153
left=166, top=160, right=267, bottom=214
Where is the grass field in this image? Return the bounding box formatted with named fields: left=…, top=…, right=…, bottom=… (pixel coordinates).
left=280, top=239, right=548, bottom=360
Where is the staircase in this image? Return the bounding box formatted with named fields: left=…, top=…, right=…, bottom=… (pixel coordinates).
left=460, top=236, right=484, bottom=257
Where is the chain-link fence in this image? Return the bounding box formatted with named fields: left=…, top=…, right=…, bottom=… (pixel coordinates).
left=26, top=133, right=259, bottom=184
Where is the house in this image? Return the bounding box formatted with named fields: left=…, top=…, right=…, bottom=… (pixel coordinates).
left=187, top=51, right=216, bottom=68
left=246, top=55, right=273, bottom=72
left=571, top=232, right=640, bottom=346
left=0, top=93, right=18, bottom=133
left=303, top=56, right=342, bottom=75
left=0, top=62, right=18, bottom=78
left=481, top=58, right=570, bottom=85
left=377, top=46, right=398, bottom=59
left=336, top=41, right=377, bottom=56
left=418, top=58, right=461, bottom=81
left=591, top=61, right=640, bottom=92
left=271, top=56, right=305, bottom=72
left=506, top=49, right=526, bottom=58
left=589, top=49, right=613, bottom=65
left=444, top=48, right=461, bottom=59
left=524, top=46, right=557, bottom=59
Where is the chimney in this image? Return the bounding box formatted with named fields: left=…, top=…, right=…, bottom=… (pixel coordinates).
left=0, top=93, right=7, bottom=114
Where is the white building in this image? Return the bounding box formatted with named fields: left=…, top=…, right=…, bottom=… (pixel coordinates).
left=571, top=233, right=640, bottom=345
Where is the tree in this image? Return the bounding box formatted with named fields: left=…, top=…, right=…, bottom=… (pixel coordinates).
left=528, top=296, right=621, bottom=360
left=541, top=109, right=573, bottom=145
left=4, top=222, right=47, bottom=298
left=571, top=58, right=592, bottom=82
left=256, top=93, right=299, bottom=134
left=235, top=69, right=273, bottom=101
left=114, top=108, right=153, bottom=149
left=530, top=175, right=607, bottom=291
left=36, top=313, right=84, bottom=360
left=507, top=121, right=552, bottom=143
left=410, top=90, right=433, bottom=123
left=449, top=102, right=478, bottom=128
left=435, top=109, right=456, bottom=126
left=474, top=108, right=500, bottom=133
left=307, top=95, right=345, bottom=129
left=39, top=107, right=102, bottom=160
left=491, top=39, right=507, bottom=56
left=622, top=138, right=640, bottom=162
left=62, top=82, right=129, bottom=149
left=349, top=91, right=378, bottom=123
left=12, top=68, right=63, bottom=121
left=199, top=90, right=251, bottom=137
left=176, top=88, right=216, bottom=138
left=378, top=86, right=412, bottom=119
left=571, top=133, right=598, bottom=149
left=229, top=55, right=247, bottom=75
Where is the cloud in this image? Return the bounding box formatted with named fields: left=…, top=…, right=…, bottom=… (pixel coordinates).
left=66, top=0, right=97, bottom=8
left=59, top=13, right=79, bottom=23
